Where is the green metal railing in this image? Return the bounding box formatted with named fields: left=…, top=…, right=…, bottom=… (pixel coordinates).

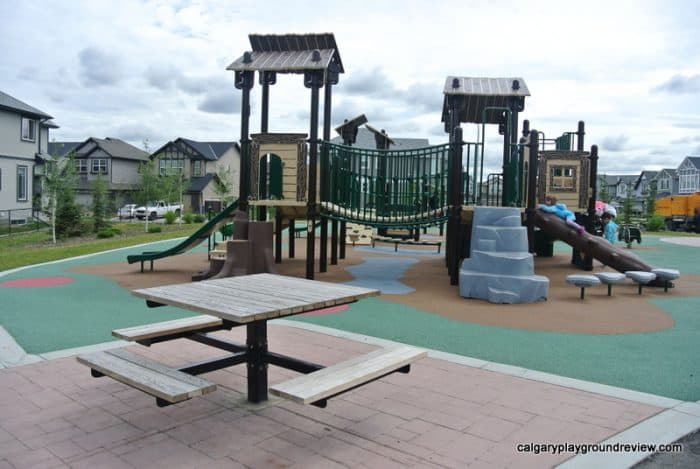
left=321, top=142, right=454, bottom=227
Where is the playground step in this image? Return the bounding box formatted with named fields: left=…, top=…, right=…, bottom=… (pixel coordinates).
left=459, top=270, right=549, bottom=304
left=467, top=250, right=535, bottom=276
left=472, top=226, right=529, bottom=253
left=77, top=349, right=216, bottom=406
left=270, top=346, right=426, bottom=406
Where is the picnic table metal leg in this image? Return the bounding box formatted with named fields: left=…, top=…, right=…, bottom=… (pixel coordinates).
left=246, top=321, right=268, bottom=403
left=580, top=287, right=585, bottom=300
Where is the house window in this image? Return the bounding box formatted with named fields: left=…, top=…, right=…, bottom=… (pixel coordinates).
left=192, top=160, right=204, bottom=177
left=659, top=178, right=669, bottom=191
left=550, top=166, right=576, bottom=191
left=679, top=170, right=695, bottom=193
left=159, top=158, right=184, bottom=175
left=91, top=158, right=108, bottom=174
left=17, top=166, right=28, bottom=201
left=21, top=118, right=36, bottom=142
left=75, top=159, right=88, bottom=174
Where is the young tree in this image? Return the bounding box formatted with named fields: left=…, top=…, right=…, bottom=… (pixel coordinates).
left=212, top=165, right=235, bottom=208
left=598, top=174, right=612, bottom=203
left=135, top=160, right=162, bottom=232
left=42, top=152, right=78, bottom=243
left=91, top=174, right=108, bottom=233
left=645, top=180, right=657, bottom=220
left=620, top=184, right=634, bottom=225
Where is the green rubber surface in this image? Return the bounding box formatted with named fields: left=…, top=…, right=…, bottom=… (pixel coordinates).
left=1, top=235, right=698, bottom=401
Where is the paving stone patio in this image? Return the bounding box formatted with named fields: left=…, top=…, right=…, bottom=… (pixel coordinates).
left=0, top=324, right=664, bottom=468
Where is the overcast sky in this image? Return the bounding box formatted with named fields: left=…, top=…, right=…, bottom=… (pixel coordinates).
left=1, top=0, right=698, bottom=175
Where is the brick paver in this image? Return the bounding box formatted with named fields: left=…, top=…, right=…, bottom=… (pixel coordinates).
left=0, top=324, right=663, bottom=468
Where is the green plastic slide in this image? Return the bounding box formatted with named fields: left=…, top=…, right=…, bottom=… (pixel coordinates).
left=127, top=199, right=240, bottom=271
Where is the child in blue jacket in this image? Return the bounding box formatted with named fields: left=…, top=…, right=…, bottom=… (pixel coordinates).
left=538, top=195, right=585, bottom=234
left=602, top=212, right=618, bottom=244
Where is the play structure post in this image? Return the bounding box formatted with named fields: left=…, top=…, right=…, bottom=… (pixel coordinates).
left=583, top=144, right=599, bottom=271
left=577, top=121, right=585, bottom=151
left=257, top=71, right=276, bottom=222
left=319, top=65, right=338, bottom=273
left=448, top=126, right=464, bottom=285
left=235, top=67, right=254, bottom=214
left=305, top=69, right=324, bottom=279
left=526, top=129, right=539, bottom=253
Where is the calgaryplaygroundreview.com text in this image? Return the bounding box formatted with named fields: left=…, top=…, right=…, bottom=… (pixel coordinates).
left=516, top=441, right=684, bottom=455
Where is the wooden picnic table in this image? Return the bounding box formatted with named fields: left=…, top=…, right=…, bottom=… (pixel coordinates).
left=131, top=274, right=380, bottom=403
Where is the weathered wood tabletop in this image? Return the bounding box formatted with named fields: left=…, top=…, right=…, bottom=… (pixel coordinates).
left=132, top=273, right=380, bottom=323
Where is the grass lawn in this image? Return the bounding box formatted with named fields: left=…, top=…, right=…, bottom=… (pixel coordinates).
left=0, top=220, right=206, bottom=272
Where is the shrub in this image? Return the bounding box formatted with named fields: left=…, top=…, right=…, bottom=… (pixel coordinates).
left=164, top=211, right=177, bottom=225
left=96, top=228, right=115, bottom=239
left=193, top=214, right=205, bottom=223
left=110, top=227, right=122, bottom=235
left=646, top=215, right=665, bottom=232
left=148, top=225, right=162, bottom=233
left=183, top=212, right=194, bottom=224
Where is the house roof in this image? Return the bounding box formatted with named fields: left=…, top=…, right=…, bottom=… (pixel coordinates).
left=48, top=141, right=82, bottom=157
left=187, top=174, right=216, bottom=193
left=59, top=138, right=149, bottom=161
left=151, top=139, right=238, bottom=161
left=441, top=77, right=529, bottom=124
left=227, top=33, right=344, bottom=74
left=686, top=156, right=700, bottom=169
left=657, top=168, right=678, bottom=178
left=180, top=139, right=237, bottom=161
left=330, top=128, right=430, bottom=150
left=0, top=90, right=53, bottom=120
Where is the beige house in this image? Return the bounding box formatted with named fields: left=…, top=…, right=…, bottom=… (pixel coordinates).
left=150, top=138, right=240, bottom=213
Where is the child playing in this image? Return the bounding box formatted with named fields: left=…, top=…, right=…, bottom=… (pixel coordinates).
left=538, top=194, right=585, bottom=234
left=602, top=211, right=618, bottom=244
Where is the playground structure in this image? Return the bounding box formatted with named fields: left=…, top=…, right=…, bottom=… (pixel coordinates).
left=129, top=32, right=675, bottom=294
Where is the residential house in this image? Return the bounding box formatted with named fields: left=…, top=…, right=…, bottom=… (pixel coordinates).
left=0, top=90, right=57, bottom=223
left=48, top=138, right=149, bottom=210
left=150, top=138, right=240, bottom=213
left=677, top=156, right=700, bottom=194
left=597, top=174, right=641, bottom=214
left=633, top=170, right=658, bottom=198
left=653, top=168, right=679, bottom=197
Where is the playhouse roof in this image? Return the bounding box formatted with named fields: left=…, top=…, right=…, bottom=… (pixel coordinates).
left=441, top=77, right=530, bottom=124
left=227, top=33, right=344, bottom=74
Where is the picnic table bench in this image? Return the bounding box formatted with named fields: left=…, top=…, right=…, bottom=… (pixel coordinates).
left=78, top=274, right=426, bottom=407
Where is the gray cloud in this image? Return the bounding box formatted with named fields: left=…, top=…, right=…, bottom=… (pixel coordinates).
left=653, top=74, right=700, bottom=94
left=600, top=135, right=629, bottom=152
left=198, top=90, right=240, bottom=114
left=401, top=83, right=443, bottom=114
left=78, top=47, right=123, bottom=87
left=113, top=123, right=166, bottom=146
left=670, top=136, right=700, bottom=144
left=145, top=65, right=178, bottom=89
left=145, top=65, right=231, bottom=97
left=341, top=68, right=392, bottom=97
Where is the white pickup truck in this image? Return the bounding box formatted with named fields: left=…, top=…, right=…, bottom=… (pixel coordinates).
left=134, top=201, right=183, bottom=220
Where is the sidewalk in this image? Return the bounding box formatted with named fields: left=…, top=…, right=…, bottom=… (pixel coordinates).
left=2, top=322, right=698, bottom=468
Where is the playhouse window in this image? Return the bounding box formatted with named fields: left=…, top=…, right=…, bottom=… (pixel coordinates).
left=550, top=166, right=576, bottom=191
